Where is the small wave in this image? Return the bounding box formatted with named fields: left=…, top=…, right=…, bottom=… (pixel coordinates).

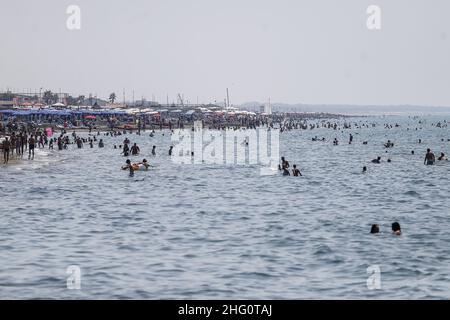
left=314, top=244, right=333, bottom=255
left=404, top=190, right=420, bottom=197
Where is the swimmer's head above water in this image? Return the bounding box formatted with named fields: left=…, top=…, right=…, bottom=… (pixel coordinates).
left=392, top=222, right=401, bottom=235
left=370, top=224, right=380, bottom=234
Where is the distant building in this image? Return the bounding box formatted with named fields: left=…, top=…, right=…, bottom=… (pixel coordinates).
left=0, top=100, right=14, bottom=109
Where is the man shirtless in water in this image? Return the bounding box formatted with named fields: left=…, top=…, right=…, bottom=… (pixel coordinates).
left=424, top=148, right=435, bottom=165
left=279, top=157, right=290, bottom=170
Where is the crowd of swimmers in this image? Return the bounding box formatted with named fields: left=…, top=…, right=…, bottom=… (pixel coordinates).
left=362, top=148, right=447, bottom=171
left=3, top=118, right=450, bottom=174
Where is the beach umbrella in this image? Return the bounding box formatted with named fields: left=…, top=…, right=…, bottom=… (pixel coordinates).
left=46, top=127, right=53, bottom=137
left=85, top=115, right=96, bottom=119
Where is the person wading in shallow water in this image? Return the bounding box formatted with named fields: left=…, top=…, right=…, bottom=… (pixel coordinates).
left=121, top=159, right=135, bottom=177
left=3, top=137, right=11, bottom=164
left=278, top=157, right=290, bottom=171
left=292, top=165, right=302, bottom=176
left=28, top=135, right=35, bottom=160
left=122, top=143, right=130, bottom=156
left=424, top=148, right=435, bottom=165
left=131, top=143, right=140, bottom=155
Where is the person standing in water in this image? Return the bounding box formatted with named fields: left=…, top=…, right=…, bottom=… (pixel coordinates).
left=292, top=165, right=302, bottom=176
left=122, top=143, right=130, bottom=156
left=152, top=145, right=156, bottom=156
left=28, top=135, right=35, bottom=160
left=131, top=143, right=140, bottom=155
left=3, top=137, right=11, bottom=164
left=424, top=148, right=435, bottom=165
left=76, top=137, right=83, bottom=149
left=57, top=137, right=64, bottom=150
left=280, top=157, right=290, bottom=170
left=169, top=146, right=173, bottom=156
left=15, top=135, right=21, bottom=156
left=20, top=133, right=26, bottom=156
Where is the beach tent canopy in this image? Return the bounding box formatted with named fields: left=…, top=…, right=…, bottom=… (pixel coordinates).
left=52, top=102, right=66, bottom=107
left=0, top=109, right=124, bottom=117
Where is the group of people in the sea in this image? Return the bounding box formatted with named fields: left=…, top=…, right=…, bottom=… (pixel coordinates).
left=363, top=147, right=448, bottom=172
left=423, top=148, right=448, bottom=165
left=121, top=158, right=150, bottom=176
left=1, top=131, right=42, bottom=163
left=370, top=222, right=402, bottom=236
left=278, top=156, right=302, bottom=176
left=2, top=117, right=450, bottom=177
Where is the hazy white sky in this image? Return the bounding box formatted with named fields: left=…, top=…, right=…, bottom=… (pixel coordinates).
left=1, top=0, right=449, bottom=106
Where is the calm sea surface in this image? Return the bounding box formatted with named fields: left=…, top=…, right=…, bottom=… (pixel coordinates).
left=1, top=115, right=450, bottom=299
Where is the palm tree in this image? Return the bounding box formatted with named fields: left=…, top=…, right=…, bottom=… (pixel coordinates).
left=43, top=90, right=58, bottom=104
left=109, top=92, right=116, bottom=104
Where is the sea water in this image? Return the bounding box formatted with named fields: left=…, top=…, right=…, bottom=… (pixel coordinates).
left=1, top=115, right=450, bottom=299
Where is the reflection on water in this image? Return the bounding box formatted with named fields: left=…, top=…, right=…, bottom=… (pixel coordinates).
left=1, top=115, right=450, bottom=299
